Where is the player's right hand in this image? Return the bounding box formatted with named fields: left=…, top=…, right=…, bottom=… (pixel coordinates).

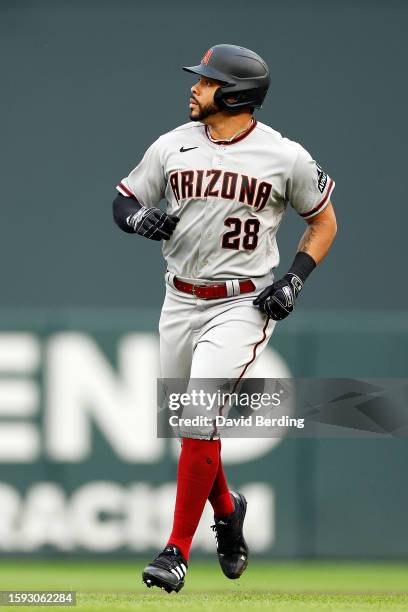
left=126, top=206, right=180, bottom=241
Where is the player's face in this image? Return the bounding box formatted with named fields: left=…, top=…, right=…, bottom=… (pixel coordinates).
left=189, top=77, right=221, bottom=122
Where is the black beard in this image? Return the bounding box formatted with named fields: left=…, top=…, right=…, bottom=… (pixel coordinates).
left=189, top=100, right=220, bottom=121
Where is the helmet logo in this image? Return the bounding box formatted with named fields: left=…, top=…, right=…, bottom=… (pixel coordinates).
left=201, top=48, right=213, bottom=65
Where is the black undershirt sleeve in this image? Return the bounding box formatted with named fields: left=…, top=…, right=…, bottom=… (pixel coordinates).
left=287, top=251, right=316, bottom=282
left=112, top=192, right=143, bottom=234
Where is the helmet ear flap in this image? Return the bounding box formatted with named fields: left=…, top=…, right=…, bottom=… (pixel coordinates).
left=214, top=85, right=244, bottom=112
left=214, top=85, right=266, bottom=112
left=214, top=86, right=228, bottom=111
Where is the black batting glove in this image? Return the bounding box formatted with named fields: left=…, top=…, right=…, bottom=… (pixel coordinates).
left=253, top=252, right=317, bottom=321
left=253, top=273, right=304, bottom=321
left=127, top=206, right=180, bottom=241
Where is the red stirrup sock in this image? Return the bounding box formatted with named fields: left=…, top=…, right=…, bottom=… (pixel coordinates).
left=167, top=437, right=220, bottom=561
left=208, top=440, right=235, bottom=517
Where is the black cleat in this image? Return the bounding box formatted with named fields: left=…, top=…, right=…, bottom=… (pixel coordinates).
left=142, top=544, right=188, bottom=593
left=211, top=491, right=249, bottom=579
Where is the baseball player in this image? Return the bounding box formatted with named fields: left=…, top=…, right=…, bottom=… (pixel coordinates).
left=113, top=44, right=337, bottom=593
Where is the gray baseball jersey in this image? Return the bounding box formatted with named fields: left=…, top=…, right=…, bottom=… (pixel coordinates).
left=116, top=119, right=335, bottom=281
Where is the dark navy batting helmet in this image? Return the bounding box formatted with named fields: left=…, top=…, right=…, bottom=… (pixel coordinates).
left=183, top=44, right=270, bottom=112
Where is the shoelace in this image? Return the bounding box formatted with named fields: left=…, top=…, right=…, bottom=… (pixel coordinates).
left=152, top=551, right=183, bottom=573
left=211, top=522, right=237, bottom=553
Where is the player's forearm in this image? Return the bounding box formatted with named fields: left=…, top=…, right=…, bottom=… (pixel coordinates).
left=297, top=203, right=337, bottom=265
left=112, top=192, right=143, bottom=234
left=255, top=204, right=337, bottom=320
left=113, top=192, right=180, bottom=240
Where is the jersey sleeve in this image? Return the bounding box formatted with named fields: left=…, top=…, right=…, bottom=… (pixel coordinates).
left=286, top=144, right=335, bottom=219
left=116, top=137, right=165, bottom=206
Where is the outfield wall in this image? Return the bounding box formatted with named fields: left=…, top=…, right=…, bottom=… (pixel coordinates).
left=0, top=309, right=407, bottom=559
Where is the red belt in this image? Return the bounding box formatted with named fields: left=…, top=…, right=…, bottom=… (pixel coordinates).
left=173, top=277, right=256, bottom=300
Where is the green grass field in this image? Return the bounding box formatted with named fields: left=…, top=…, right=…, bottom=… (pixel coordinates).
left=1, top=560, right=407, bottom=611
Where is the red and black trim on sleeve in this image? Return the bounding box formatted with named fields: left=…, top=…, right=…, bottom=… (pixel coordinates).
left=300, top=177, right=335, bottom=220
left=116, top=181, right=135, bottom=198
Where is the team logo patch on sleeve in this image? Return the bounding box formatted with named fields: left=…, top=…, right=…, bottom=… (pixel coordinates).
left=316, top=163, right=328, bottom=193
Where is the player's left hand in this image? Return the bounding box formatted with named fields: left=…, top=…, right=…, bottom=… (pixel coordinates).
left=253, top=273, right=304, bottom=321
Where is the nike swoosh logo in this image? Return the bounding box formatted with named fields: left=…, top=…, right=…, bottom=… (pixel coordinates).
left=180, top=146, right=198, bottom=153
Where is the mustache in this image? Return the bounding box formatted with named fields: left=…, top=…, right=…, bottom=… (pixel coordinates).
left=190, top=96, right=199, bottom=104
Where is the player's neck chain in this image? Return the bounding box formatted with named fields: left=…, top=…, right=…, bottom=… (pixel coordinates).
left=206, top=118, right=256, bottom=145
